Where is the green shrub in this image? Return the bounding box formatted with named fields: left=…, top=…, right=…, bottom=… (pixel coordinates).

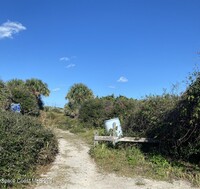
left=0, top=110, right=58, bottom=188
left=124, top=94, right=178, bottom=137
left=79, top=96, right=137, bottom=128
left=5, top=78, right=50, bottom=116
left=64, top=83, right=94, bottom=118
left=112, top=96, right=137, bottom=126
left=78, top=71, right=200, bottom=164
left=124, top=71, right=200, bottom=163
left=10, top=86, right=40, bottom=116
left=0, top=80, right=11, bottom=110
left=152, top=73, right=200, bottom=162
left=79, top=98, right=106, bottom=127
left=64, top=102, right=79, bottom=118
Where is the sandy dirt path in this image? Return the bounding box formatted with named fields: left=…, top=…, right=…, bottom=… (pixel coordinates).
left=34, top=129, right=198, bottom=189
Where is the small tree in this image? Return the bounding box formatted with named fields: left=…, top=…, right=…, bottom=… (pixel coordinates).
left=9, top=85, right=40, bottom=116
left=6, top=78, right=48, bottom=116
left=25, top=78, right=50, bottom=110
left=25, top=78, right=50, bottom=97
left=65, top=83, right=94, bottom=118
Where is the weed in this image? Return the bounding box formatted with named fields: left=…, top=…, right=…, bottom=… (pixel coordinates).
left=90, top=142, right=200, bottom=186
left=135, top=178, right=146, bottom=186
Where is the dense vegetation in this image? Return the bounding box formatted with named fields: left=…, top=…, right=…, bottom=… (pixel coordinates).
left=1, top=70, right=198, bottom=187
left=2, top=78, right=50, bottom=115
left=0, top=78, right=58, bottom=188
left=0, top=80, right=11, bottom=110
left=61, top=73, right=200, bottom=186
left=152, top=72, right=200, bottom=163
left=65, top=72, right=200, bottom=165
left=0, top=110, right=58, bottom=188
left=79, top=95, right=137, bottom=128
left=64, top=83, right=94, bottom=118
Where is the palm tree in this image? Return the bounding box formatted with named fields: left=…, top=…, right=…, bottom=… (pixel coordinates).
left=25, top=78, right=50, bottom=110
left=65, top=83, right=94, bottom=117
left=25, top=78, right=50, bottom=97
left=66, top=83, right=94, bottom=105
left=7, top=79, right=25, bottom=89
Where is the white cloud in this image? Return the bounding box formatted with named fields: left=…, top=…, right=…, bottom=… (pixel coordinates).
left=117, top=76, right=128, bottom=83
left=0, top=20, right=26, bottom=39
left=52, top=88, right=61, bottom=92
left=66, top=64, right=76, bottom=68
left=60, top=57, right=70, bottom=62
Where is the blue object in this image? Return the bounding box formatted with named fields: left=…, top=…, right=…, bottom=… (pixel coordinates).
left=11, top=103, right=21, bottom=113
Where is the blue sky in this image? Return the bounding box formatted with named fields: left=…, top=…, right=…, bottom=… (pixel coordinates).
left=0, top=0, right=200, bottom=107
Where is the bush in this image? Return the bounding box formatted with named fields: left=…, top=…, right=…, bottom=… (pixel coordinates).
left=112, top=96, right=138, bottom=127
left=0, top=110, right=58, bottom=188
left=79, top=96, right=137, bottom=128
left=5, top=78, right=50, bottom=116
left=124, top=94, right=178, bottom=137
left=0, top=80, right=11, bottom=110
left=64, top=102, right=79, bottom=118
left=151, top=73, right=200, bottom=162
left=125, top=71, right=200, bottom=163
left=10, top=86, right=40, bottom=116
left=78, top=72, right=200, bottom=164
left=79, top=98, right=106, bottom=127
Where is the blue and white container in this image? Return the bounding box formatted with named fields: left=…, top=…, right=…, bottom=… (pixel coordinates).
left=104, top=117, right=123, bottom=137
left=10, top=103, right=21, bottom=113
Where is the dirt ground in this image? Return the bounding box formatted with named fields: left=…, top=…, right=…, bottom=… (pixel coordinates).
left=34, top=129, right=199, bottom=189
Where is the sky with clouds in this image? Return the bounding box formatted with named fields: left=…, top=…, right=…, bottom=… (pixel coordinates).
left=0, top=0, right=200, bottom=107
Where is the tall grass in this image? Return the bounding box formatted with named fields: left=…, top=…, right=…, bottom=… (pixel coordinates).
left=90, top=143, right=200, bottom=186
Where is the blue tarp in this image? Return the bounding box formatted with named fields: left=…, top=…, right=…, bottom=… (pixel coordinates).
left=10, top=103, right=21, bottom=113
